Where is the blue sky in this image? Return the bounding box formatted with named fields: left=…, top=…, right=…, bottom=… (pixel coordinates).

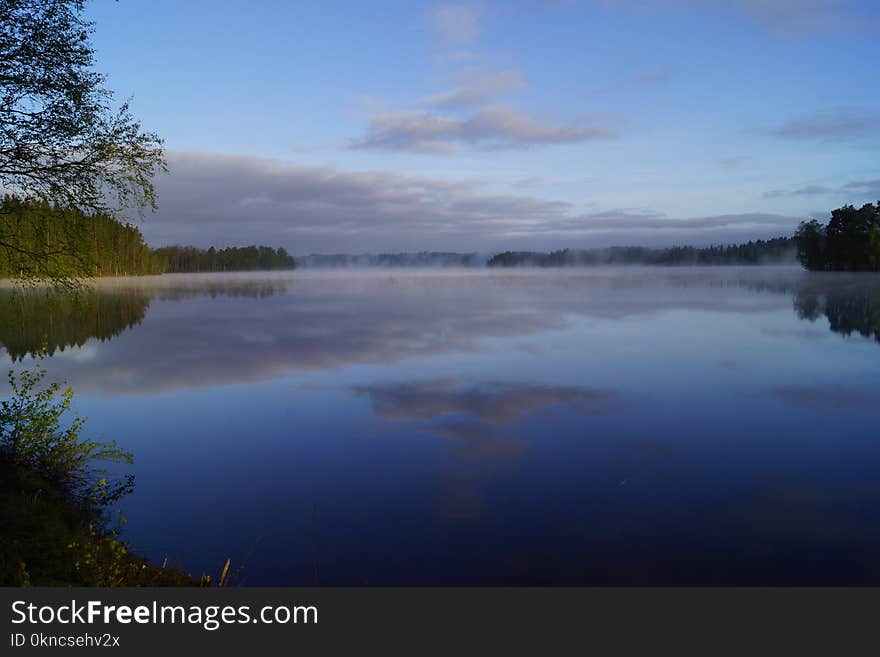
left=86, top=0, right=880, bottom=253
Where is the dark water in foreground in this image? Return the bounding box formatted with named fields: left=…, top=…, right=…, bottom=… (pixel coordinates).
left=3, top=267, right=880, bottom=585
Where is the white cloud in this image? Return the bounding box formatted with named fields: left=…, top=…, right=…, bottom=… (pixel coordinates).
left=767, top=109, right=880, bottom=141
left=350, top=104, right=615, bottom=153
left=420, top=69, right=525, bottom=109
left=140, top=152, right=802, bottom=253
left=431, top=3, right=482, bottom=44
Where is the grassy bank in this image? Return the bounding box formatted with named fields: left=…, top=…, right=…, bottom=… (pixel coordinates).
left=0, top=458, right=197, bottom=586
left=0, top=361, right=199, bottom=587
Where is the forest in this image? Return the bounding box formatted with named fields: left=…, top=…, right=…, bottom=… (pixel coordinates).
left=0, top=196, right=296, bottom=277
left=0, top=288, right=151, bottom=361
left=8, top=196, right=880, bottom=278
left=0, top=195, right=165, bottom=278
left=154, top=244, right=296, bottom=273
left=298, top=251, right=483, bottom=268
left=794, top=203, right=880, bottom=271
left=487, top=238, right=796, bottom=268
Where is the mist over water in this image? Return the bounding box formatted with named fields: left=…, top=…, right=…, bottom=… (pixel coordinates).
left=3, top=267, right=880, bottom=584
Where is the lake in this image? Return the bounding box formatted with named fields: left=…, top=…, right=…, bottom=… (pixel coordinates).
left=3, top=267, right=880, bottom=585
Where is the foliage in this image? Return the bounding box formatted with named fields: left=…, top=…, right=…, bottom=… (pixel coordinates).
left=298, top=252, right=482, bottom=268
left=0, top=0, right=165, bottom=215
left=0, top=458, right=196, bottom=586
left=794, top=203, right=880, bottom=272
left=0, top=282, right=292, bottom=364
left=0, top=359, right=133, bottom=509
left=0, top=286, right=151, bottom=361
left=0, top=0, right=164, bottom=283
left=794, top=219, right=827, bottom=271
left=793, top=278, right=880, bottom=343
left=487, top=238, right=796, bottom=267
left=0, top=195, right=165, bottom=280
left=154, top=244, right=297, bottom=272
left=0, top=196, right=298, bottom=278
left=0, top=357, right=200, bottom=586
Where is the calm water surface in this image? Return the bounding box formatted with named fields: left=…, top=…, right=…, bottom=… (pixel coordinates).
left=3, top=267, right=880, bottom=584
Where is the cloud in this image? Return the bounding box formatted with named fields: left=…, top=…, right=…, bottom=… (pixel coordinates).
left=510, top=175, right=595, bottom=189
left=6, top=268, right=843, bottom=397
left=582, top=0, right=872, bottom=34
left=146, top=151, right=570, bottom=249
left=355, top=7, right=610, bottom=156
left=141, top=151, right=803, bottom=253
left=842, top=179, right=880, bottom=198
left=510, top=176, right=545, bottom=189
left=362, top=3, right=615, bottom=155
left=718, top=155, right=753, bottom=169
left=631, top=71, right=670, bottom=85
left=431, top=3, right=482, bottom=44
left=520, top=210, right=801, bottom=235
left=350, top=104, right=615, bottom=153
left=420, top=69, right=525, bottom=109
left=732, top=0, right=870, bottom=33
left=763, top=178, right=880, bottom=200
left=766, top=109, right=880, bottom=141
left=763, top=185, right=834, bottom=199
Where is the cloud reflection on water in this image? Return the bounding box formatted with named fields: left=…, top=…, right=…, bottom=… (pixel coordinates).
left=1, top=268, right=879, bottom=396
left=353, top=378, right=616, bottom=459
left=5, top=268, right=880, bottom=584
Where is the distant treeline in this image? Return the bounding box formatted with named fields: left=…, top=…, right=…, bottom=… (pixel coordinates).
left=18, top=196, right=880, bottom=277
left=0, top=197, right=296, bottom=277
left=154, top=245, right=296, bottom=273
left=795, top=203, right=880, bottom=272
left=298, top=252, right=485, bottom=268
left=487, top=238, right=796, bottom=268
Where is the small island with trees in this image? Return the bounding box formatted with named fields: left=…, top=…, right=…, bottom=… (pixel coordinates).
left=795, top=202, right=880, bottom=271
